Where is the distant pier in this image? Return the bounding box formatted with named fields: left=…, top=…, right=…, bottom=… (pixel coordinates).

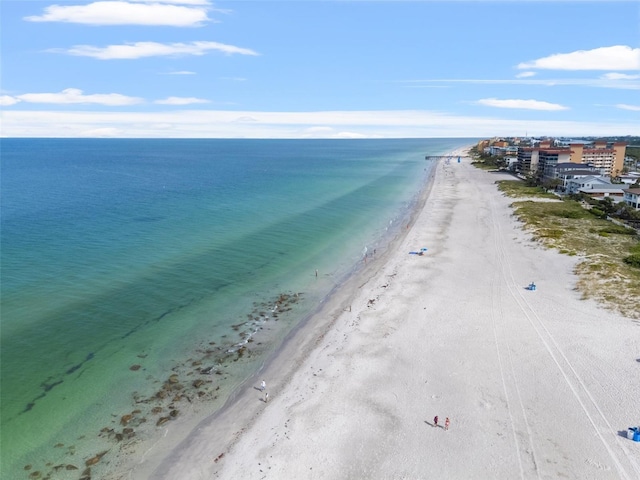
left=425, top=155, right=472, bottom=161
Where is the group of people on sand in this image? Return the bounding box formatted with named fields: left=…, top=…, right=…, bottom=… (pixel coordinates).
left=433, top=415, right=450, bottom=431
left=258, top=379, right=450, bottom=432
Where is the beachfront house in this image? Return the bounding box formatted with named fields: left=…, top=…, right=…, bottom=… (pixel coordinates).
left=565, top=176, right=628, bottom=202
left=623, top=188, right=640, bottom=210
left=504, top=156, right=518, bottom=171
left=578, top=185, right=628, bottom=202
left=619, top=173, right=640, bottom=185
left=565, top=176, right=612, bottom=194
left=544, top=163, right=602, bottom=191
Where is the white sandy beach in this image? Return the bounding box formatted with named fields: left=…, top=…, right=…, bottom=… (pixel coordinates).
left=136, top=150, right=640, bottom=480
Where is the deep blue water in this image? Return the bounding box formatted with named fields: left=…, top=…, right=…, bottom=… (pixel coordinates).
left=0, top=138, right=473, bottom=478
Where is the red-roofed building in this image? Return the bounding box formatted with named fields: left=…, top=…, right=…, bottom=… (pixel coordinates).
left=569, top=142, right=626, bottom=177
left=517, top=141, right=627, bottom=178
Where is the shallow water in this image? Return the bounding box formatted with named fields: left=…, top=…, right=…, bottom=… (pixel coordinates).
left=0, top=138, right=474, bottom=478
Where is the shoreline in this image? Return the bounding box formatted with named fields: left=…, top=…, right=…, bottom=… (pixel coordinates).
left=106, top=147, right=455, bottom=479
left=124, top=146, right=639, bottom=479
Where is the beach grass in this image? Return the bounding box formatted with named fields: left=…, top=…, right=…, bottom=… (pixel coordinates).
left=471, top=160, right=501, bottom=171
left=496, top=179, right=558, bottom=199
left=504, top=194, right=640, bottom=318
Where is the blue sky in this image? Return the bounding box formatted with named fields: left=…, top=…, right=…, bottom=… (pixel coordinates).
left=1, top=0, right=639, bottom=138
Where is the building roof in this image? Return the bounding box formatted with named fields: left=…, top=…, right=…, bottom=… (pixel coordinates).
left=568, top=176, right=612, bottom=186
left=562, top=170, right=604, bottom=176
left=578, top=187, right=627, bottom=194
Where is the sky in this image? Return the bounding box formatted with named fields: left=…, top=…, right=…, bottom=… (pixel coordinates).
left=1, top=0, right=639, bottom=139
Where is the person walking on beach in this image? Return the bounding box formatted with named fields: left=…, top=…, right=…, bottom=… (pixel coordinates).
left=264, top=392, right=269, bottom=403
left=433, top=415, right=438, bottom=428
left=445, top=417, right=450, bottom=431
left=260, top=380, right=266, bottom=391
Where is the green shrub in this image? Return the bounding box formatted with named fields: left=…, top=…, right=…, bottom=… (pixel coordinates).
left=590, top=208, right=605, bottom=218
left=598, top=225, right=637, bottom=236
left=540, top=229, right=564, bottom=239
left=623, top=253, right=640, bottom=268
left=551, top=209, right=590, bottom=219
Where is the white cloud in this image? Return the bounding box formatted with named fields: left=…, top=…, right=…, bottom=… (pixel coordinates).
left=81, top=127, right=124, bottom=137
left=2, top=109, right=637, bottom=139
left=515, top=71, right=536, bottom=78
left=155, top=96, right=210, bottom=105
left=401, top=77, right=640, bottom=90
left=332, top=131, right=373, bottom=139
left=518, top=45, right=640, bottom=71
left=602, top=72, right=640, bottom=80
left=299, top=126, right=372, bottom=139
left=476, top=98, right=568, bottom=111
left=304, top=126, right=334, bottom=134
left=0, top=95, right=21, bottom=106
left=616, top=104, right=640, bottom=111
left=232, top=116, right=259, bottom=123
left=133, top=1, right=211, bottom=5
left=57, top=41, right=259, bottom=60
left=148, top=123, right=175, bottom=130
left=13, top=88, right=143, bottom=106
left=164, top=71, right=197, bottom=75
left=24, top=1, right=211, bottom=27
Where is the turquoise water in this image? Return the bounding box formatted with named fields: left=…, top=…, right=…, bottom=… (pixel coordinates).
left=1, top=138, right=473, bottom=478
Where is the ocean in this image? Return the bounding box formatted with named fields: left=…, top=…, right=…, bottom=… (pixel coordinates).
left=0, top=138, right=473, bottom=478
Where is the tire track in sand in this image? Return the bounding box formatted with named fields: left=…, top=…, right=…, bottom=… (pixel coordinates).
left=487, top=193, right=638, bottom=480
left=485, top=197, right=541, bottom=479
